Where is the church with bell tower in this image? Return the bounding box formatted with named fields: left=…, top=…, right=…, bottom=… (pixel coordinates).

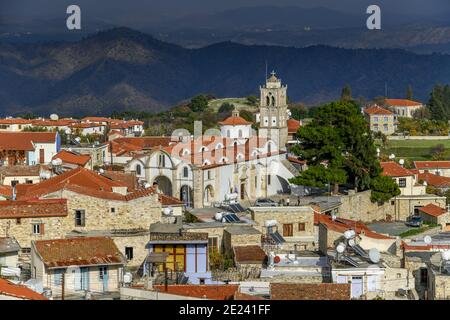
left=258, top=71, right=289, bottom=150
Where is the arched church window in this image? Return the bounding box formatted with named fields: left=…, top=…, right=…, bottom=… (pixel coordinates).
left=136, top=164, right=142, bottom=175
left=227, top=130, right=231, bottom=138
left=183, top=166, right=189, bottom=178
left=238, top=129, right=243, bottom=138
left=266, top=96, right=270, bottom=106
left=271, top=96, right=276, bottom=106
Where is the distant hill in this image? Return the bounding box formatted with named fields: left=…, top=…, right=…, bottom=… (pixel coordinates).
left=1, top=27, right=450, bottom=116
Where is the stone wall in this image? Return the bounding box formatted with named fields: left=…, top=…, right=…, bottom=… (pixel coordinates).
left=338, top=190, right=394, bottom=222
left=223, top=231, right=261, bottom=254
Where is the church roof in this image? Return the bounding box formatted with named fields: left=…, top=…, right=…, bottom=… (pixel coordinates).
left=218, top=116, right=252, bottom=126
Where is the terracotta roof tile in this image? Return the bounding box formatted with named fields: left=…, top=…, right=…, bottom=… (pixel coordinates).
left=34, top=237, right=125, bottom=268
left=418, top=172, right=450, bottom=188
left=418, top=203, right=447, bottom=217
left=364, top=105, right=394, bottom=115
left=414, top=161, right=450, bottom=169
left=53, top=150, right=91, bottom=166
left=0, top=278, right=48, bottom=300
left=287, top=118, right=301, bottom=133
left=385, top=99, right=422, bottom=107
left=380, top=162, right=414, bottom=177
left=0, top=132, right=57, bottom=151
left=233, top=245, right=267, bottom=264
left=270, top=283, right=350, bottom=300
left=218, top=116, right=252, bottom=126
left=0, top=199, right=68, bottom=219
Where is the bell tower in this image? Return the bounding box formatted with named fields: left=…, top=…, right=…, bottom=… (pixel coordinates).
left=258, top=71, right=288, bottom=150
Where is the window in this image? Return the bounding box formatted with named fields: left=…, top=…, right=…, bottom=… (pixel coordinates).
left=373, top=116, right=378, bottom=122
left=238, top=129, right=243, bottom=138
left=254, top=176, right=257, bottom=188
left=208, top=237, right=219, bottom=254
left=110, top=207, right=116, bottom=213
left=158, top=154, right=165, bottom=167
left=135, top=164, right=142, bottom=175
left=398, top=178, right=406, bottom=188
left=227, top=130, right=230, bottom=138
left=75, top=210, right=85, bottom=227
left=267, top=175, right=271, bottom=185
left=384, top=116, right=388, bottom=122
left=383, top=124, right=388, bottom=131
left=21, top=248, right=31, bottom=254
left=207, top=170, right=211, bottom=180
left=54, top=269, right=63, bottom=286
left=183, top=167, right=189, bottom=178
left=298, top=223, right=305, bottom=231
left=199, top=278, right=206, bottom=285
left=16, top=218, right=21, bottom=225
left=267, top=143, right=271, bottom=153
left=99, top=266, right=108, bottom=280
left=283, top=224, right=293, bottom=237
left=125, top=247, right=134, bottom=260
left=32, top=223, right=43, bottom=235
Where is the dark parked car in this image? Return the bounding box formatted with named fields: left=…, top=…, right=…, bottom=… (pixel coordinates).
left=405, top=216, right=423, bottom=227
left=254, top=198, right=278, bottom=207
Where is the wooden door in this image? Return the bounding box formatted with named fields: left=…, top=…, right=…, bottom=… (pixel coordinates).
left=39, top=149, right=45, bottom=164
left=283, top=224, right=293, bottom=237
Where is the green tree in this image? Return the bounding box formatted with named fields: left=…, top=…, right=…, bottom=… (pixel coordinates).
left=370, top=175, right=401, bottom=203
left=340, top=85, right=352, bottom=102
left=428, top=84, right=450, bottom=121
left=246, top=95, right=258, bottom=106
left=406, top=85, right=414, bottom=100
left=218, top=102, right=234, bottom=113
left=290, top=101, right=381, bottom=193
left=289, top=165, right=347, bottom=194
left=189, top=94, right=209, bottom=112
left=239, top=110, right=254, bottom=123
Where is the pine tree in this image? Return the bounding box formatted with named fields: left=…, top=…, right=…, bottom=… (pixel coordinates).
left=406, top=85, right=413, bottom=100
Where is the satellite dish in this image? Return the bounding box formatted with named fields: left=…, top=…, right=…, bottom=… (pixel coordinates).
left=348, top=238, right=356, bottom=247
left=51, top=158, right=62, bottom=166
left=65, top=128, right=72, bottom=135
left=336, top=242, right=346, bottom=253
left=163, top=207, right=173, bottom=216
left=442, top=250, right=450, bottom=261
left=215, top=212, right=224, bottom=221
left=399, top=159, right=405, bottom=166
left=123, top=273, right=133, bottom=284
left=74, top=137, right=81, bottom=143
left=265, top=219, right=277, bottom=227
left=369, top=248, right=381, bottom=263
left=389, top=154, right=395, bottom=159
left=424, top=235, right=432, bottom=244
left=99, top=168, right=105, bottom=174
left=344, top=229, right=356, bottom=240
left=144, top=183, right=151, bottom=189
left=376, top=148, right=380, bottom=153
left=50, top=114, right=59, bottom=121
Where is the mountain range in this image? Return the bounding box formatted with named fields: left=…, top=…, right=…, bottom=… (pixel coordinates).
left=1, top=27, right=450, bottom=116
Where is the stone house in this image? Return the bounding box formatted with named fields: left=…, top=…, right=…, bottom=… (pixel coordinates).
left=418, top=203, right=450, bottom=229
left=0, top=237, right=20, bottom=271
left=223, top=225, right=262, bottom=254
left=250, top=206, right=316, bottom=251
left=31, top=237, right=125, bottom=299
left=364, top=105, right=396, bottom=135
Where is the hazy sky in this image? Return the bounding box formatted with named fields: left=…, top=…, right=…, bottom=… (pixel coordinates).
left=1, top=0, right=449, bottom=26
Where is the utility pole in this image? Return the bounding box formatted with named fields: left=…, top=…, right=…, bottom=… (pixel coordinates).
left=61, top=271, right=65, bottom=300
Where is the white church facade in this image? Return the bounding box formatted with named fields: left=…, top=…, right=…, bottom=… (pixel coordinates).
left=124, top=72, right=298, bottom=208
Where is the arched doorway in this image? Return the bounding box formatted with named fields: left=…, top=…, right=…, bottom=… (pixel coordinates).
left=204, top=185, right=214, bottom=207
left=180, top=185, right=193, bottom=208
left=153, top=176, right=173, bottom=196
left=276, top=175, right=291, bottom=194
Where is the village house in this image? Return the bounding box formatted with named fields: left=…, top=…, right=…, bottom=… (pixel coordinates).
left=286, top=118, right=301, bottom=146
left=0, top=237, right=21, bottom=277
left=384, top=99, right=424, bottom=118
left=414, top=161, right=450, bottom=178
left=381, top=161, right=446, bottom=221
left=0, top=165, right=41, bottom=186
left=417, top=204, right=450, bottom=230
left=364, top=105, right=396, bottom=135
left=52, top=150, right=92, bottom=170
left=69, top=122, right=106, bottom=136
left=0, top=118, right=33, bottom=132
left=62, top=142, right=110, bottom=168
left=250, top=205, right=316, bottom=251
left=0, top=132, right=60, bottom=166
left=31, top=237, right=125, bottom=299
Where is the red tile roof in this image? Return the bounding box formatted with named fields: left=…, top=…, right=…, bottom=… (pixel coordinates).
left=364, top=105, right=394, bottom=115
left=159, top=193, right=184, bottom=206
left=0, top=132, right=57, bottom=151
left=418, top=172, right=450, bottom=188
left=315, top=213, right=394, bottom=240
left=233, top=245, right=267, bottom=264
left=414, top=161, right=450, bottom=170
left=0, top=118, right=33, bottom=125
left=0, top=278, right=48, bottom=300
left=271, top=283, right=350, bottom=300
left=0, top=185, right=13, bottom=198
left=16, top=167, right=128, bottom=200
left=32, top=119, right=76, bottom=127
left=153, top=284, right=239, bottom=300
left=218, top=115, right=252, bottom=126
left=111, top=137, right=172, bottom=155
left=380, top=162, right=413, bottom=177
left=53, top=150, right=91, bottom=166
left=385, top=99, right=422, bottom=107
left=287, top=118, right=301, bottom=133
left=0, top=199, right=68, bottom=219
left=419, top=203, right=447, bottom=217
left=33, top=237, right=125, bottom=268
